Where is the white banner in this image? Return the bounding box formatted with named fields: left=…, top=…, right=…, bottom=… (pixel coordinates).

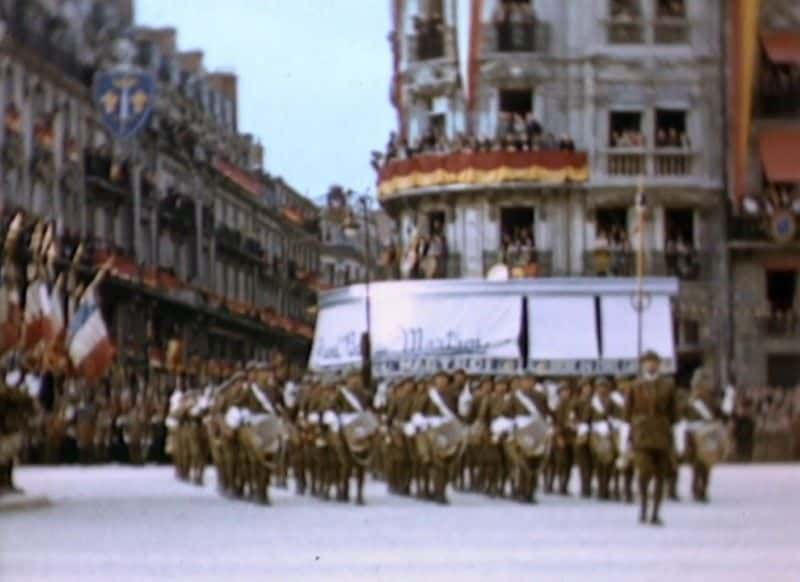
left=308, top=299, right=367, bottom=371
left=528, top=296, right=599, bottom=361
left=371, top=292, right=521, bottom=376
left=601, top=294, right=675, bottom=367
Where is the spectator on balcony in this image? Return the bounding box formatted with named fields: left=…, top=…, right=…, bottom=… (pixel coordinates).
left=558, top=134, right=576, bottom=151
left=609, top=226, right=631, bottom=275
left=525, top=113, right=543, bottom=141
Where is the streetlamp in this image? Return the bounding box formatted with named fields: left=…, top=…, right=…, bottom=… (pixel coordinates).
left=343, top=192, right=374, bottom=390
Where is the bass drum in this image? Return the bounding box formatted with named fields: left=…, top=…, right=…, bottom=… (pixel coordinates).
left=691, top=421, right=729, bottom=467
left=242, top=415, right=287, bottom=456
left=427, top=418, right=466, bottom=462
left=512, top=418, right=550, bottom=458
left=589, top=432, right=616, bottom=465
left=342, top=411, right=379, bottom=454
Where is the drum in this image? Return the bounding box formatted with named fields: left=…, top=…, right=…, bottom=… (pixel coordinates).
left=512, top=417, right=550, bottom=458
left=342, top=411, right=379, bottom=454
left=243, top=415, right=287, bottom=456
left=589, top=431, right=615, bottom=465
left=692, top=421, right=729, bottom=467
left=427, top=418, right=466, bottom=461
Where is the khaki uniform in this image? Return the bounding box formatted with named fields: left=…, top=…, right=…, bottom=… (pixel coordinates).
left=573, top=394, right=593, bottom=497
left=625, top=373, right=678, bottom=523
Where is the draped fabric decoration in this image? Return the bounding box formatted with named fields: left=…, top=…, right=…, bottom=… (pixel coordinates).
left=378, top=150, right=589, bottom=197
left=467, top=0, right=484, bottom=132
left=728, top=0, right=761, bottom=206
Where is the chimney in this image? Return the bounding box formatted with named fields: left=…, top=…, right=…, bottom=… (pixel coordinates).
left=177, top=51, right=204, bottom=75
left=138, top=27, right=177, bottom=57
left=207, top=72, right=238, bottom=103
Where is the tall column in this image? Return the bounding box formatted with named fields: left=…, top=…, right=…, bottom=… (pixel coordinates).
left=21, top=81, right=33, bottom=212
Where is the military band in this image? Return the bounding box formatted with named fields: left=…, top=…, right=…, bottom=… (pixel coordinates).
left=158, top=349, right=735, bottom=527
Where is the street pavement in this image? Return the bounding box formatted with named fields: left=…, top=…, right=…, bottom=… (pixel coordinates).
left=2, top=464, right=799, bottom=582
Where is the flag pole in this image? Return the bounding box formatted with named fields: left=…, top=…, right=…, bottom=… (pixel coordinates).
left=635, top=176, right=645, bottom=376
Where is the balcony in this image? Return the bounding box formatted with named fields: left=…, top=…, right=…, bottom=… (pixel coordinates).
left=377, top=150, right=588, bottom=199
left=653, top=18, right=689, bottom=44
left=602, top=148, right=695, bottom=179
left=483, top=250, right=553, bottom=278
left=606, top=18, right=644, bottom=45
left=582, top=250, right=710, bottom=281
left=729, top=215, right=800, bottom=245
left=755, top=312, right=800, bottom=338
left=757, top=79, right=800, bottom=118
left=85, top=153, right=132, bottom=200
left=483, top=21, right=548, bottom=54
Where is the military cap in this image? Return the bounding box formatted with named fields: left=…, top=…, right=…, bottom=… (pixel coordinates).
left=594, top=376, right=612, bottom=388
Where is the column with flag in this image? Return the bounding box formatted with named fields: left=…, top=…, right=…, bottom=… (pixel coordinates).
left=21, top=222, right=56, bottom=357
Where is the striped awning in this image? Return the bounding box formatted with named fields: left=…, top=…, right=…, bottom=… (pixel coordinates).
left=762, top=31, right=800, bottom=65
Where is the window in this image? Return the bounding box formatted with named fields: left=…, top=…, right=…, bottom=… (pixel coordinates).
left=665, top=208, right=694, bottom=246
left=500, top=207, right=535, bottom=246
left=654, top=109, right=688, bottom=148
left=494, top=1, right=537, bottom=53
left=655, top=0, right=688, bottom=44
left=427, top=211, right=445, bottom=236
left=766, top=270, right=797, bottom=313
left=609, top=111, right=643, bottom=147
left=608, top=0, right=643, bottom=44
left=428, top=112, right=446, bottom=137
left=767, top=355, right=800, bottom=388
left=499, top=89, right=533, bottom=118
left=676, top=353, right=703, bottom=389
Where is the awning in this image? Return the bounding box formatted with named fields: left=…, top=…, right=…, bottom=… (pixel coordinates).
left=759, top=130, right=800, bottom=183
left=762, top=31, right=800, bottom=65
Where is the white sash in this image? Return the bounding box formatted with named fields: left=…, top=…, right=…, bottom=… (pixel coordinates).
left=250, top=383, right=276, bottom=415
left=514, top=390, right=542, bottom=421
left=691, top=398, right=713, bottom=421
left=457, top=385, right=473, bottom=418
left=610, top=391, right=625, bottom=408
left=428, top=387, right=455, bottom=420
left=339, top=386, right=364, bottom=413
left=591, top=394, right=606, bottom=416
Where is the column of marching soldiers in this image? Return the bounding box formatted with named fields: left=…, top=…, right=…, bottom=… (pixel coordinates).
left=170, top=351, right=734, bottom=525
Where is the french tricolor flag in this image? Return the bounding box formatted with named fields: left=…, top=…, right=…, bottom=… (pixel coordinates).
left=22, top=278, right=56, bottom=351
left=67, top=286, right=114, bottom=381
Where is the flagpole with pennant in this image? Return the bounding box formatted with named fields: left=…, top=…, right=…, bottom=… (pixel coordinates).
left=634, top=175, right=647, bottom=376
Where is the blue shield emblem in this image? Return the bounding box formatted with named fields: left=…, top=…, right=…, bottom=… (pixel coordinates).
left=93, top=70, right=156, bottom=140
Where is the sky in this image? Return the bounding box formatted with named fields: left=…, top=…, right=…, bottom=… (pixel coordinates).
left=136, top=0, right=394, bottom=203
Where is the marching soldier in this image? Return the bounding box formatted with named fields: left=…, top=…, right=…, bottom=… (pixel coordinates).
left=624, top=351, right=678, bottom=526
left=552, top=381, right=575, bottom=495
left=506, top=375, right=550, bottom=504
left=682, top=367, right=734, bottom=503
left=589, top=377, right=616, bottom=500
left=573, top=378, right=594, bottom=498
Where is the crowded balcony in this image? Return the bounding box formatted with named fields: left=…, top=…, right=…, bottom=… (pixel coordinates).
left=603, top=115, right=694, bottom=179
left=582, top=249, right=709, bottom=281
left=85, top=150, right=133, bottom=200
left=653, top=0, right=689, bottom=44
left=754, top=310, right=800, bottom=339
left=606, top=0, right=689, bottom=46
left=375, top=122, right=586, bottom=199
left=607, top=0, right=644, bottom=44
left=158, top=189, right=196, bottom=235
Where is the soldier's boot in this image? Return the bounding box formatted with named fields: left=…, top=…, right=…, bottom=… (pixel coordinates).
left=668, top=467, right=680, bottom=501
left=354, top=465, right=366, bottom=505
left=624, top=467, right=635, bottom=503
left=432, top=464, right=449, bottom=505
left=638, top=475, right=650, bottom=524
left=650, top=474, right=665, bottom=526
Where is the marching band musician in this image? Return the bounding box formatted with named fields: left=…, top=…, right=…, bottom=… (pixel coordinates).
left=573, top=378, right=595, bottom=498
left=678, top=367, right=735, bottom=503
left=623, top=351, right=678, bottom=526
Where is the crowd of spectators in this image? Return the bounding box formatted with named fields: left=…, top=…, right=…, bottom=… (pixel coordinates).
left=732, top=386, right=800, bottom=462
left=592, top=225, right=632, bottom=276
left=500, top=227, right=538, bottom=271
left=377, top=114, right=576, bottom=169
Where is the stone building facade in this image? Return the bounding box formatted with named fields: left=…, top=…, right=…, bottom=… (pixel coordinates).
left=381, top=0, right=726, bottom=386
left=0, top=0, right=319, bottom=372
left=727, top=0, right=800, bottom=388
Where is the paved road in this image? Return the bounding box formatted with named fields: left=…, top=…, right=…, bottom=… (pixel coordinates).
left=2, top=465, right=799, bottom=582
